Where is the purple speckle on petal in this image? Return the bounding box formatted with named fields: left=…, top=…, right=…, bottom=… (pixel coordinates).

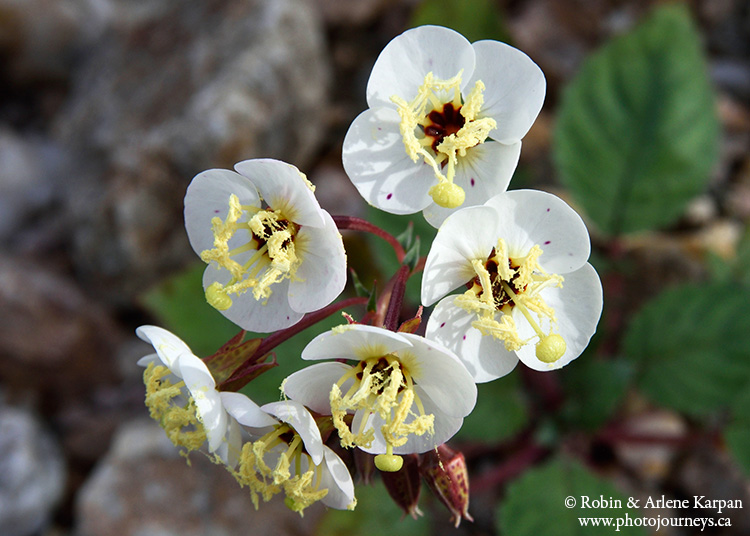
left=546, top=208, right=550, bottom=212
left=286, top=316, right=290, bottom=320
left=470, top=178, right=475, bottom=187
left=214, top=209, right=220, bottom=214
left=386, top=193, right=393, bottom=200
left=544, top=240, right=551, bottom=245
left=440, top=322, right=446, bottom=328
left=462, top=335, right=467, bottom=340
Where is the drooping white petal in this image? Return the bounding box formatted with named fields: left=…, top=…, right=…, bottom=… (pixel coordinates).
left=287, top=211, right=346, bottom=313
left=220, top=392, right=278, bottom=430
left=136, top=325, right=194, bottom=370
left=136, top=352, right=159, bottom=368
left=366, top=25, right=476, bottom=109
left=184, top=168, right=260, bottom=255
left=234, top=159, right=326, bottom=228
left=421, top=205, right=499, bottom=306
left=422, top=140, right=521, bottom=228
left=342, top=107, right=435, bottom=214
left=263, top=400, right=324, bottom=465
left=202, top=265, right=304, bottom=333
left=353, top=385, right=464, bottom=455
left=178, top=354, right=228, bottom=453
left=398, top=333, right=476, bottom=418
left=282, top=362, right=353, bottom=415
left=515, top=263, right=603, bottom=371
left=301, top=324, right=413, bottom=362
left=425, top=297, right=520, bottom=383
left=215, top=417, right=244, bottom=469
left=319, top=446, right=356, bottom=510
left=467, top=40, right=545, bottom=144
left=485, top=190, right=591, bottom=274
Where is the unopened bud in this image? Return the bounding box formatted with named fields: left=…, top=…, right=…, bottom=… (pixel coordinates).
left=381, top=454, right=422, bottom=519
left=420, top=444, right=473, bottom=528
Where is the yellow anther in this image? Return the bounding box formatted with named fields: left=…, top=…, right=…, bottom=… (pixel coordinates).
left=205, top=282, right=232, bottom=310
left=375, top=454, right=404, bottom=472
left=429, top=181, right=465, bottom=208
left=535, top=334, right=566, bottom=363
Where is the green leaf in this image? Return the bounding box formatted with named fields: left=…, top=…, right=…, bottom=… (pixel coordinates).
left=411, top=0, right=510, bottom=44
left=139, top=263, right=239, bottom=357
left=317, top=481, right=430, bottom=536
left=455, top=374, right=528, bottom=442
left=623, top=282, right=750, bottom=416
left=498, top=457, right=646, bottom=536
left=727, top=388, right=750, bottom=477
left=553, top=4, right=719, bottom=235
left=560, top=358, right=634, bottom=431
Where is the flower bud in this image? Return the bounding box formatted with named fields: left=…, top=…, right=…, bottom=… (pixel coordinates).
left=420, top=444, right=473, bottom=527
left=381, top=454, right=422, bottom=519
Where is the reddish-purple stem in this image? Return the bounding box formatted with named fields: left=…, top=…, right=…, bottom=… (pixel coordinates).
left=333, top=215, right=406, bottom=263
left=220, top=295, right=367, bottom=391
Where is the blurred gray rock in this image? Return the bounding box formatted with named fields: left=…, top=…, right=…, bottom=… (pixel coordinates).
left=52, top=0, right=331, bottom=301
left=0, top=257, right=120, bottom=394
left=0, top=128, right=60, bottom=243
left=0, top=405, right=66, bottom=536
left=75, top=419, right=323, bottom=536
left=0, top=0, right=104, bottom=83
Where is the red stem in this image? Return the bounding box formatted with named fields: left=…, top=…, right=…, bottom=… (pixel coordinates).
left=220, top=295, right=368, bottom=390
left=332, top=215, right=406, bottom=263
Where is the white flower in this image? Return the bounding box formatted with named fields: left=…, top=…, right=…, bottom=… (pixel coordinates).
left=342, top=25, right=545, bottom=227
left=281, top=324, right=476, bottom=472
left=422, top=190, right=603, bottom=382
left=184, top=159, right=347, bottom=333
left=220, top=393, right=356, bottom=512
left=136, top=325, right=243, bottom=466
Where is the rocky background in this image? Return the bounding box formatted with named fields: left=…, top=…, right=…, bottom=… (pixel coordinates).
left=0, top=0, right=749, bottom=535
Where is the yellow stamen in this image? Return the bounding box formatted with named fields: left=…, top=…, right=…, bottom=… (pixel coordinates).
left=456, top=239, right=567, bottom=362
left=199, top=194, right=301, bottom=310
left=390, top=72, right=496, bottom=209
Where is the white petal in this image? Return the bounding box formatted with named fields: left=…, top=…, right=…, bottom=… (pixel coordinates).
left=467, top=40, right=545, bottom=144
left=184, top=168, right=260, bottom=255
left=422, top=140, right=521, bottom=228
left=342, top=107, right=435, bottom=214
left=136, top=353, right=159, bottom=368
left=282, top=362, right=353, bottom=415
left=263, top=400, right=324, bottom=465
left=220, top=392, right=279, bottom=429
left=234, top=159, right=326, bottom=228
left=178, top=354, right=227, bottom=453
left=398, top=333, right=476, bottom=418
left=421, top=205, right=498, bottom=306
left=301, top=324, right=412, bottom=362
left=202, top=265, right=304, bottom=333
left=319, top=446, right=356, bottom=510
left=425, top=297, right=519, bottom=383
left=484, top=190, right=591, bottom=274
left=515, top=263, right=603, bottom=371
left=136, top=325, right=193, bottom=371
left=220, top=418, right=244, bottom=469
left=287, top=211, right=347, bottom=313
left=366, top=26, right=475, bottom=109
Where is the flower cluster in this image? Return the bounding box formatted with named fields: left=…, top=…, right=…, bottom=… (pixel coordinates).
left=136, top=25, right=602, bottom=523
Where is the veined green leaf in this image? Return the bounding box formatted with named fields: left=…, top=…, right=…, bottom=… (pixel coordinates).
left=554, top=4, right=719, bottom=235
left=498, top=457, right=646, bottom=536
left=623, top=282, right=750, bottom=416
